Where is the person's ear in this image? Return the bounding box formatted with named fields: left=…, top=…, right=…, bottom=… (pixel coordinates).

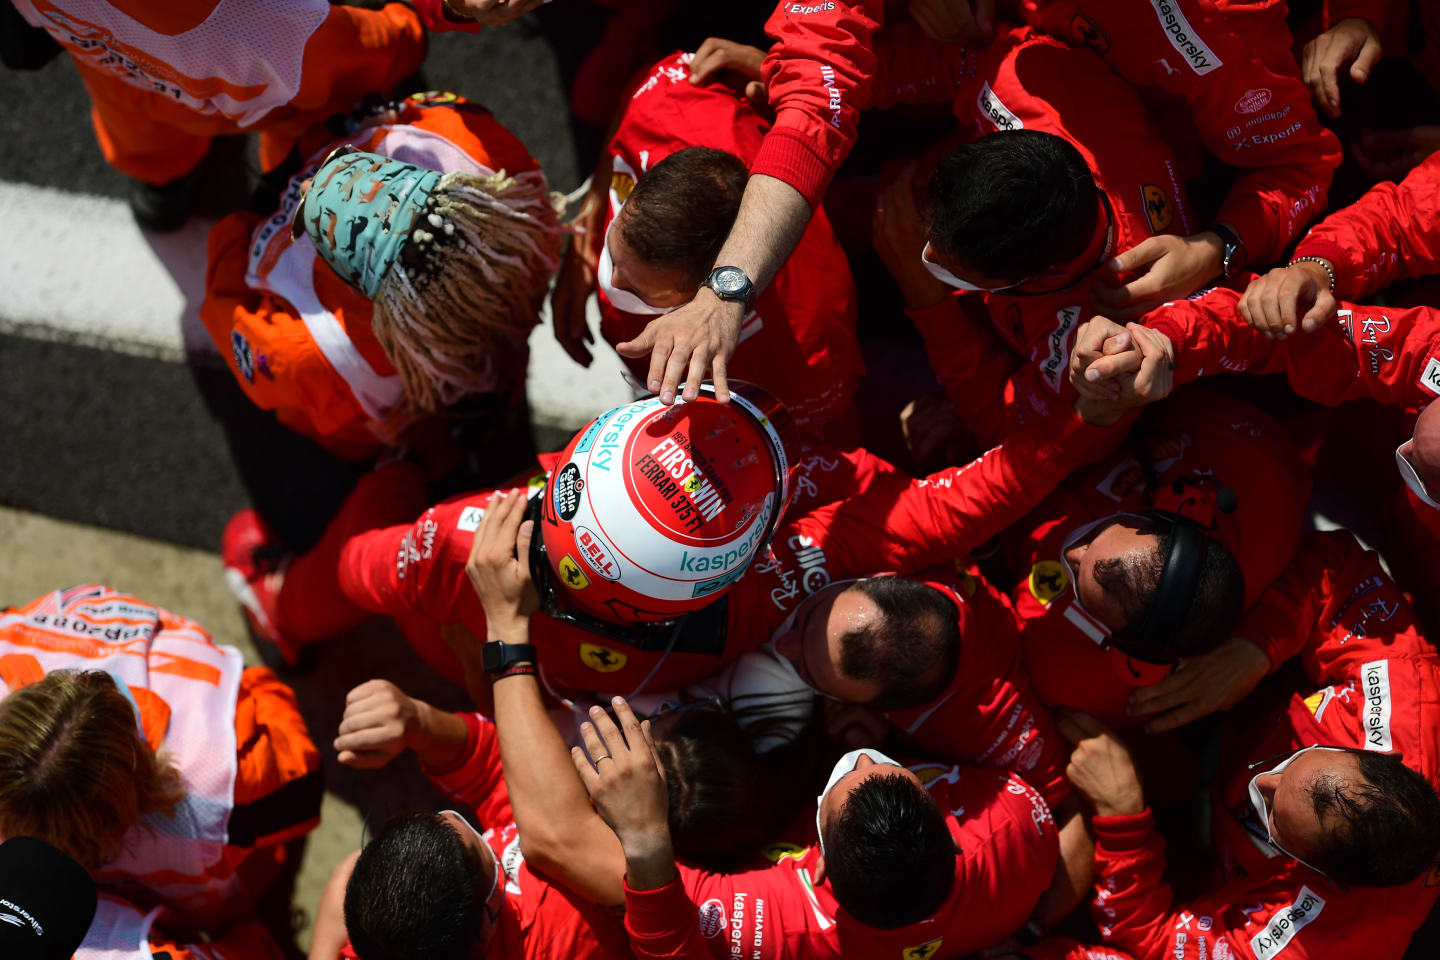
left=812, top=851, right=826, bottom=885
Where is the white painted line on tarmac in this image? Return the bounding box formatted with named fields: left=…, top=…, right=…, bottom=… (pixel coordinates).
left=0, top=179, right=632, bottom=429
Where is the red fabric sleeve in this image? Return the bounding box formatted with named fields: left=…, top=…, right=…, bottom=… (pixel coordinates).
left=623, top=877, right=711, bottom=960
left=421, top=712, right=514, bottom=829
left=775, top=402, right=1124, bottom=578
left=412, top=0, right=483, bottom=33
left=754, top=0, right=884, bottom=206
left=1144, top=285, right=1440, bottom=410
left=907, top=294, right=1024, bottom=447
left=1092, top=810, right=1370, bottom=960
left=1186, top=0, right=1341, bottom=261
left=1229, top=530, right=1372, bottom=673
left=868, top=20, right=978, bottom=109
left=1292, top=151, right=1440, bottom=300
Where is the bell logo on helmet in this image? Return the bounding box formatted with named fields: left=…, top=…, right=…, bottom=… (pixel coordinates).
left=580, top=643, right=628, bottom=673
left=558, top=555, right=590, bottom=591
left=575, top=526, right=621, bottom=581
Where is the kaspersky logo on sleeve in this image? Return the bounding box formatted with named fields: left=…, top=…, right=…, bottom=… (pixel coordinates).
left=1148, top=0, right=1222, bottom=75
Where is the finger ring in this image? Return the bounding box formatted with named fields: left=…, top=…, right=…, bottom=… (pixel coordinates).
left=594, top=753, right=612, bottom=763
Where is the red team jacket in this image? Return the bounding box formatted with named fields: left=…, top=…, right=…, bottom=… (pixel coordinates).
left=337, top=410, right=1119, bottom=801
left=1090, top=531, right=1440, bottom=960
left=620, top=763, right=1059, bottom=960
left=1000, top=389, right=1310, bottom=726
left=870, top=22, right=1194, bottom=437
left=599, top=53, right=864, bottom=443
left=750, top=0, right=1337, bottom=263
left=419, top=712, right=632, bottom=960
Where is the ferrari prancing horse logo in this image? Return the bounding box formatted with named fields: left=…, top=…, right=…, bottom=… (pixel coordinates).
left=579, top=643, right=627, bottom=673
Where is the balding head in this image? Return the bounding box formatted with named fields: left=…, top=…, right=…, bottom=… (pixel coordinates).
left=1399, top=402, right=1440, bottom=508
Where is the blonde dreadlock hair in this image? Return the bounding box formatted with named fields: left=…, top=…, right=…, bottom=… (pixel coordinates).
left=372, top=168, right=566, bottom=414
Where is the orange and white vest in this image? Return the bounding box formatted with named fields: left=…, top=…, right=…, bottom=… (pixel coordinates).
left=0, top=586, right=244, bottom=921
left=14, top=0, right=332, bottom=127
left=246, top=118, right=511, bottom=437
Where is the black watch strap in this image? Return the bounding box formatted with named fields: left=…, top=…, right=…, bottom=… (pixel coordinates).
left=481, top=641, right=537, bottom=673
left=1208, top=223, right=1244, bottom=278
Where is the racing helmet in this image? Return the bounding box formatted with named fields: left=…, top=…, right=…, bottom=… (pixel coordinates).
left=533, top=381, right=798, bottom=642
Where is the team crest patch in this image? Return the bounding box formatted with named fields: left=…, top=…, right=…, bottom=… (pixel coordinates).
left=580, top=643, right=627, bottom=673
left=231, top=330, right=255, bottom=383
left=1069, top=12, right=1110, bottom=54
left=1141, top=184, right=1173, bottom=232
left=902, top=938, right=943, bottom=960
left=558, top=555, right=590, bottom=591
left=1028, top=560, right=1069, bottom=605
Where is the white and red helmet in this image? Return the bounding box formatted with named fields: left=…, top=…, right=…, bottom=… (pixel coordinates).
left=534, top=381, right=798, bottom=635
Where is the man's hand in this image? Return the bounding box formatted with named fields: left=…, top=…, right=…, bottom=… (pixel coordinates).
left=1237, top=261, right=1337, bottom=339
left=465, top=489, right=538, bottom=641
left=1057, top=710, right=1145, bottom=818
left=908, top=0, right=994, bottom=43
left=1127, top=636, right=1271, bottom=734
left=873, top=164, right=950, bottom=310
left=1093, top=232, right=1224, bottom=319
left=690, top=37, right=766, bottom=103
left=1352, top=126, right=1440, bottom=183
left=551, top=188, right=604, bottom=367
left=334, top=679, right=466, bottom=769
left=442, top=0, right=543, bottom=26
left=571, top=696, right=677, bottom=890
left=1069, top=320, right=1175, bottom=423
left=901, top=393, right=971, bottom=467
left=1302, top=17, right=1382, bottom=119
left=617, top=289, right=744, bottom=403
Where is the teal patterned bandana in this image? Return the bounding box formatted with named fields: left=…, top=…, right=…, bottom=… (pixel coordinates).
left=300, top=148, right=442, bottom=296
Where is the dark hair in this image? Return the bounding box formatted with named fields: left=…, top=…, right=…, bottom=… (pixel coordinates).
left=1092, top=524, right=1245, bottom=659
left=838, top=577, right=960, bottom=711
left=925, top=131, right=1098, bottom=281
left=344, top=812, right=487, bottom=960
left=822, top=772, right=955, bottom=927
left=619, top=147, right=748, bottom=285
left=1308, top=750, right=1440, bottom=887
left=653, top=706, right=770, bottom=870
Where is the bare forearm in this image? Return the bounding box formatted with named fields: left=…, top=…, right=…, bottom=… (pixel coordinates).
left=491, top=670, right=596, bottom=843
left=714, top=174, right=813, bottom=292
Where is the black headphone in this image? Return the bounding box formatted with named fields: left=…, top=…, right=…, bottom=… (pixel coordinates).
left=1113, top=508, right=1210, bottom=665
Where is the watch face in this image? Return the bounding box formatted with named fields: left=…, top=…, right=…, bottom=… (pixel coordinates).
left=712, top=267, right=747, bottom=295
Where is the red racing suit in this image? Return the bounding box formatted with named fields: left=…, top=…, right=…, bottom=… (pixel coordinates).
left=1019, top=0, right=1342, bottom=264
left=753, top=0, right=885, bottom=207
left=620, top=763, right=1059, bottom=960
left=201, top=93, right=541, bottom=460
left=1001, top=389, right=1310, bottom=728
left=1291, top=150, right=1440, bottom=301
left=1088, top=530, right=1440, bottom=960
left=599, top=53, right=864, bottom=443
left=871, top=23, right=1195, bottom=440
left=422, top=711, right=633, bottom=960
left=332, top=409, right=1119, bottom=800
left=1141, top=286, right=1440, bottom=411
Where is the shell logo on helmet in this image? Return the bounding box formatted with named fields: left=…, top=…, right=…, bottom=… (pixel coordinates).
left=535, top=382, right=797, bottom=633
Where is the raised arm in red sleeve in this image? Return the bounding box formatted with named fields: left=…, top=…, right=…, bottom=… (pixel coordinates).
left=623, top=877, right=711, bottom=960
left=1143, top=285, right=1440, bottom=409
left=1021, top=0, right=1342, bottom=263
left=868, top=19, right=976, bottom=109
left=754, top=0, right=884, bottom=207
left=1292, top=151, right=1440, bottom=300
left=1229, top=529, right=1378, bottom=676
left=777, top=400, right=1124, bottom=578
left=1092, top=810, right=1360, bottom=960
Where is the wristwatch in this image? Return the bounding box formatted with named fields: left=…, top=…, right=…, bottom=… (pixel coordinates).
left=702, top=266, right=755, bottom=308
left=481, top=641, right=537, bottom=673
left=1209, top=223, right=1245, bottom=279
